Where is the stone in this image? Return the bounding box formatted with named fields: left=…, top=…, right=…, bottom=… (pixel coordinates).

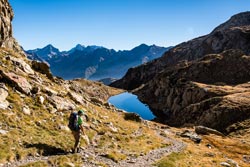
left=48, top=95, right=75, bottom=111
left=59, top=125, right=70, bottom=131
left=90, top=97, right=104, bottom=105
left=44, top=87, right=58, bottom=96
left=22, top=106, right=31, bottom=115
left=204, top=152, right=215, bottom=157
left=243, top=155, right=250, bottom=163
left=178, top=130, right=202, bottom=143
left=195, top=126, right=225, bottom=137
left=0, top=100, right=9, bottom=110
left=6, top=56, right=34, bottom=75
left=0, top=83, right=9, bottom=109
left=226, top=159, right=239, bottom=167
left=220, top=162, right=231, bottom=167
left=1, top=71, right=32, bottom=95
left=124, top=112, right=142, bottom=122
left=39, top=96, right=45, bottom=104
left=31, top=61, right=53, bottom=80
left=107, top=122, right=118, bottom=133
left=0, top=129, right=8, bottom=135
left=31, top=86, right=40, bottom=94
left=68, top=91, right=84, bottom=104
left=64, top=162, right=75, bottom=167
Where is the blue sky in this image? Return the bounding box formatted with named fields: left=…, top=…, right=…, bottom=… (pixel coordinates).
left=10, top=0, right=249, bottom=51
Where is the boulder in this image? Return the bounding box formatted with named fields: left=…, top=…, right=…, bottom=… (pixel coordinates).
left=48, top=95, right=75, bottom=111
left=220, top=162, right=231, bottom=167
left=0, top=83, right=9, bottom=109
left=38, top=96, right=45, bottom=104
left=43, top=87, right=58, bottom=96
left=1, top=71, right=32, bottom=95
left=90, top=97, right=104, bottom=105
left=22, top=106, right=31, bottom=115
left=178, top=130, right=202, bottom=143
left=6, top=56, right=34, bottom=75
left=31, top=61, right=53, bottom=80
left=226, top=159, right=239, bottom=167
left=124, top=112, right=142, bottom=122
left=0, top=129, right=8, bottom=135
left=195, top=126, right=225, bottom=136
left=31, top=86, right=40, bottom=94
left=58, top=125, right=70, bottom=131
left=68, top=91, right=84, bottom=104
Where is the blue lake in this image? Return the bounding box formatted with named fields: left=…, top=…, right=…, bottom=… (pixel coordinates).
left=108, top=92, right=155, bottom=120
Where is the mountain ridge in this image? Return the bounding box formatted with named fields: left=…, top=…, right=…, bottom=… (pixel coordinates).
left=26, top=44, right=171, bottom=80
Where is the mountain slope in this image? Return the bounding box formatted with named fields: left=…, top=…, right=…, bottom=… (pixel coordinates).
left=112, top=12, right=250, bottom=90
left=111, top=12, right=250, bottom=133
left=26, top=44, right=170, bottom=80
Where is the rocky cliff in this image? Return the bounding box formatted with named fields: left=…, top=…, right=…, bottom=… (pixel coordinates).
left=0, top=0, right=22, bottom=52
left=112, top=12, right=250, bottom=133
left=135, top=49, right=250, bottom=133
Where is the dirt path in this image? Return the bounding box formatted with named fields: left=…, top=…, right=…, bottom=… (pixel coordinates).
left=81, top=130, right=186, bottom=167
left=2, top=129, right=186, bottom=167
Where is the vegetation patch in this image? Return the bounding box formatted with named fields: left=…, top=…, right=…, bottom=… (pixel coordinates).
left=154, top=152, right=186, bottom=167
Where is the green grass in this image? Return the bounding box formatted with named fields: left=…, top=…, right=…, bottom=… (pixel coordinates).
left=154, top=152, right=186, bottom=167
left=20, top=161, right=48, bottom=167
left=103, top=150, right=127, bottom=162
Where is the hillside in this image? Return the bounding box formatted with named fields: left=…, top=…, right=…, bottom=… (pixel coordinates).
left=1, top=0, right=250, bottom=166
left=26, top=44, right=170, bottom=81
left=112, top=12, right=250, bottom=133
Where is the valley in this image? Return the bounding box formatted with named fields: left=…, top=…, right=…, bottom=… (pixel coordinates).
left=0, top=0, right=250, bottom=167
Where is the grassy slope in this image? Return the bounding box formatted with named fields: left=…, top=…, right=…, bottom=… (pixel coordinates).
left=0, top=48, right=167, bottom=166
left=154, top=128, right=250, bottom=167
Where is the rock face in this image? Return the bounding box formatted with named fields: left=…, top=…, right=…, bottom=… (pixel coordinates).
left=111, top=12, right=250, bottom=133
left=135, top=50, right=250, bottom=132
left=0, top=0, right=22, bottom=52
left=0, top=71, right=32, bottom=95
left=0, top=83, right=9, bottom=109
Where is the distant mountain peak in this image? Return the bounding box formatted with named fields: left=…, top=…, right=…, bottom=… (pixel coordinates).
left=42, top=44, right=60, bottom=52
left=74, top=44, right=85, bottom=50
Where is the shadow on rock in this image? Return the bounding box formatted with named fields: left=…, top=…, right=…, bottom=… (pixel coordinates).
left=24, top=143, right=67, bottom=156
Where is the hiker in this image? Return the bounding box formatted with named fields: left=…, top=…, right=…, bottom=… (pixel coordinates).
left=68, top=109, right=89, bottom=153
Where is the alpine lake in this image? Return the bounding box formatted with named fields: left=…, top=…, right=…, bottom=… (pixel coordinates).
left=108, top=92, right=155, bottom=120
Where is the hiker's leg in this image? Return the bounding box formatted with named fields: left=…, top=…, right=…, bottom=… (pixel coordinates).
left=72, top=131, right=80, bottom=152
left=73, top=131, right=81, bottom=152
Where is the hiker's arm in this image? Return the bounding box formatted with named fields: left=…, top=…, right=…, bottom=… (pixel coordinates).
left=79, top=125, right=86, bottom=135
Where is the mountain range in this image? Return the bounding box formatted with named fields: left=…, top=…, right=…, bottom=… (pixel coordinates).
left=26, top=44, right=170, bottom=81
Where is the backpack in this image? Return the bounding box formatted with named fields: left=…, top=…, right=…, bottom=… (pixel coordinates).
left=68, top=112, right=78, bottom=131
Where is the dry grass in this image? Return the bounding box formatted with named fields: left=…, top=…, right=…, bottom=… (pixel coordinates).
left=155, top=127, right=250, bottom=167
left=0, top=83, right=167, bottom=165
